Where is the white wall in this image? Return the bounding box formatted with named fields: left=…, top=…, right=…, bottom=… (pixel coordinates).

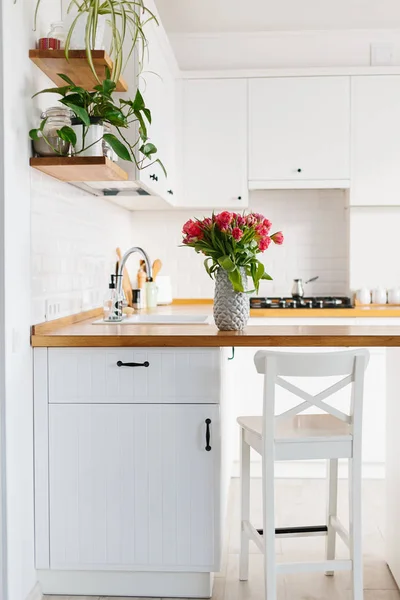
left=1, top=1, right=36, bottom=599
left=31, top=172, right=133, bottom=324
left=350, top=207, right=400, bottom=292
left=167, top=30, right=400, bottom=71
left=130, top=189, right=349, bottom=299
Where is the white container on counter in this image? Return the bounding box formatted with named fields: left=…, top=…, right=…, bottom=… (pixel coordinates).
left=372, top=287, right=387, bottom=304
left=388, top=288, right=400, bottom=304
left=156, top=276, right=173, bottom=305
left=356, top=288, right=371, bottom=304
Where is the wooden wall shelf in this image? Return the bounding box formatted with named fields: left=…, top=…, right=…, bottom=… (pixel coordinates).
left=30, top=156, right=128, bottom=182
left=29, top=50, right=128, bottom=92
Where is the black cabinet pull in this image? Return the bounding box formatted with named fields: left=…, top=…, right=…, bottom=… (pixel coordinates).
left=167, top=189, right=174, bottom=195
left=150, top=174, right=158, bottom=182
left=117, top=361, right=150, bottom=368
left=205, top=418, right=212, bottom=451
left=297, top=168, right=302, bottom=173
left=237, top=195, right=242, bottom=200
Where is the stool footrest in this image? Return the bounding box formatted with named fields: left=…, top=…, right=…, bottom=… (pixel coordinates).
left=257, top=525, right=328, bottom=538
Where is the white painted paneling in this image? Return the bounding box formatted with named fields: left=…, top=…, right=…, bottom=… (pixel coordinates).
left=49, top=403, right=220, bottom=571
left=351, top=75, right=400, bottom=206
left=181, top=79, right=248, bottom=208
left=249, top=77, right=350, bottom=183
left=48, top=347, right=222, bottom=404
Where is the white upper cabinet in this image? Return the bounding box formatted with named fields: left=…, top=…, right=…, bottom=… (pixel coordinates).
left=351, top=76, right=400, bottom=206
left=139, top=21, right=178, bottom=204
left=248, top=76, right=351, bottom=187
left=180, top=79, right=248, bottom=208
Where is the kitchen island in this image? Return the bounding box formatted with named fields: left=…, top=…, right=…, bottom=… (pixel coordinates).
left=30, top=307, right=400, bottom=598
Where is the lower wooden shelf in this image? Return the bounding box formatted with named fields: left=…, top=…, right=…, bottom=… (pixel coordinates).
left=30, top=156, right=128, bottom=182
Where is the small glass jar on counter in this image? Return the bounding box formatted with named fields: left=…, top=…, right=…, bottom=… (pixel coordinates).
left=33, top=107, right=74, bottom=157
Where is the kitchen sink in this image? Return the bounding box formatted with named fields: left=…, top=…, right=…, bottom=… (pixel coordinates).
left=94, top=314, right=211, bottom=325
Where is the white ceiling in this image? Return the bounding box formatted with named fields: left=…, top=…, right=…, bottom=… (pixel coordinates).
left=155, top=0, right=400, bottom=33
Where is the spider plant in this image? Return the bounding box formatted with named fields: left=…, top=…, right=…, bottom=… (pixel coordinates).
left=23, top=0, right=157, bottom=84
left=29, top=72, right=166, bottom=174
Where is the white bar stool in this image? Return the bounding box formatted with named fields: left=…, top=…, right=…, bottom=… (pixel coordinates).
left=237, top=349, right=370, bottom=600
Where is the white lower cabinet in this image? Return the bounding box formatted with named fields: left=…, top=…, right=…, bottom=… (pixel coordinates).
left=34, top=347, right=227, bottom=598
left=49, top=403, right=220, bottom=571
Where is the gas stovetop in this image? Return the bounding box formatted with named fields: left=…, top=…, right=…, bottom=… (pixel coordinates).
left=250, top=296, right=353, bottom=309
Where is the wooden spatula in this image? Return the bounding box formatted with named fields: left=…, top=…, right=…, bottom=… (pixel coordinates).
left=116, top=247, right=133, bottom=307
left=152, top=259, right=162, bottom=281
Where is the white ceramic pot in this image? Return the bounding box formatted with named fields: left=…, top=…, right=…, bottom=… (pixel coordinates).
left=388, top=288, right=400, bottom=304
left=372, top=287, right=387, bottom=304
left=356, top=288, right=371, bottom=305
left=64, top=12, right=106, bottom=50
left=72, top=121, right=104, bottom=157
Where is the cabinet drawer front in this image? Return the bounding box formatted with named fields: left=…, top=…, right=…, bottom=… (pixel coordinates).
left=49, top=403, right=220, bottom=570
left=48, top=348, right=221, bottom=404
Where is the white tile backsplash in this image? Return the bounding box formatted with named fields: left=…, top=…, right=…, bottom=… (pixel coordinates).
left=31, top=170, right=133, bottom=323
left=30, top=181, right=350, bottom=322
left=130, top=189, right=350, bottom=298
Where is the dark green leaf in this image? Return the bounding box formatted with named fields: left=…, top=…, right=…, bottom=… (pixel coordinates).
left=103, top=133, right=132, bottom=161
left=39, top=117, right=48, bottom=131
left=228, top=268, right=245, bottom=292
left=67, top=103, right=90, bottom=126
left=140, top=142, right=157, bottom=157
left=261, top=272, right=273, bottom=280
left=32, top=85, right=70, bottom=98
left=132, top=88, right=146, bottom=111
left=59, top=93, right=86, bottom=108
left=29, top=128, right=40, bottom=140
left=218, top=255, right=235, bottom=272
left=56, top=73, right=76, bottom=86
left=143, top=107, right=152, bottom=123
left=56, top=126, right=77, bottom=146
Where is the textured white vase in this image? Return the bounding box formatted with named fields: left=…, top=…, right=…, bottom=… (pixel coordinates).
left=213, top=267, right=250, bottom=331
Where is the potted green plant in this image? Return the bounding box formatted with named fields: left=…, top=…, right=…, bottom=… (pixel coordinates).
left=30, top=0, right=157, bottom=84
left=29, top=73, right=165, bottom=174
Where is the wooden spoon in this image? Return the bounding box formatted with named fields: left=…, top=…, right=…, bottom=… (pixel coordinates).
left=116, top=247, right=133, bottom=307
left=152, top=259, right=162, bottom=281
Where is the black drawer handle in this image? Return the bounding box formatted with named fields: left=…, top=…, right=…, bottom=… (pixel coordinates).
left=117, top=361, right=150, bottom=368
left=205, top=418, right=212, bottom=451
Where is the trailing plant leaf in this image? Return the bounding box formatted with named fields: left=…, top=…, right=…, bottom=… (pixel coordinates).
left=67, top=103, right=91, bottom=125
left=103, top=133, right=132, bottom=161
left=57, top=126, right=77, bottom=146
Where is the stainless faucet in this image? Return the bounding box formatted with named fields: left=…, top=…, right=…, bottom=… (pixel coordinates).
left=113, top=246, right=153, bottom=321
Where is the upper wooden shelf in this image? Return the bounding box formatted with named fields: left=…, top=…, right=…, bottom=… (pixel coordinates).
left=30, top=156, right=128, bottom=182
left=29, top=49, right=128, bottom=92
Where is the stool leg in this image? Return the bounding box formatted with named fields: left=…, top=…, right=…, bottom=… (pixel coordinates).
left=349, top=454, right=363, bottom=600
left=325, top=458, right=338, bottom=576
left=262, top=448, right=276, bottom=600
left=239, top=428, right=250, bottom=581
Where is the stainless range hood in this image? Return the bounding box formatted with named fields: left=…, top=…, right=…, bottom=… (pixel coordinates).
left=69, top=179, right=152, bottom=197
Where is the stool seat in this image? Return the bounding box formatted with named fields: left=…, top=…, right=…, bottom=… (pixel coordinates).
left=237, top=414, right=353, bottom=443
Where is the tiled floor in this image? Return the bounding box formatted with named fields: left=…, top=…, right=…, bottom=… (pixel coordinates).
left=44, top=477, right=398, bottom=600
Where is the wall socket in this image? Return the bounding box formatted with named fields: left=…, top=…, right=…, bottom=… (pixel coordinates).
left=44, top=299, right=62, bottom=321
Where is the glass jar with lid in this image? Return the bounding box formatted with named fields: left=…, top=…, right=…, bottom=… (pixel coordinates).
left=47, top=22, right=65, bottom=48
left=33, top=106, right=74, bottom=157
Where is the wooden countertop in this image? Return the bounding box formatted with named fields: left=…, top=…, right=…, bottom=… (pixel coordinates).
left=31, top=305, right=400, bottom=348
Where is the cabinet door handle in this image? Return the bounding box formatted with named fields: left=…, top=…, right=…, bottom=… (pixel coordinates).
left=150, top=174, right=158, bottom=182
left=167, top=189, right=174, bottom=195
left=205, top=418, right=212, bottom=451
left=117, top=361, right=150, bottom=368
